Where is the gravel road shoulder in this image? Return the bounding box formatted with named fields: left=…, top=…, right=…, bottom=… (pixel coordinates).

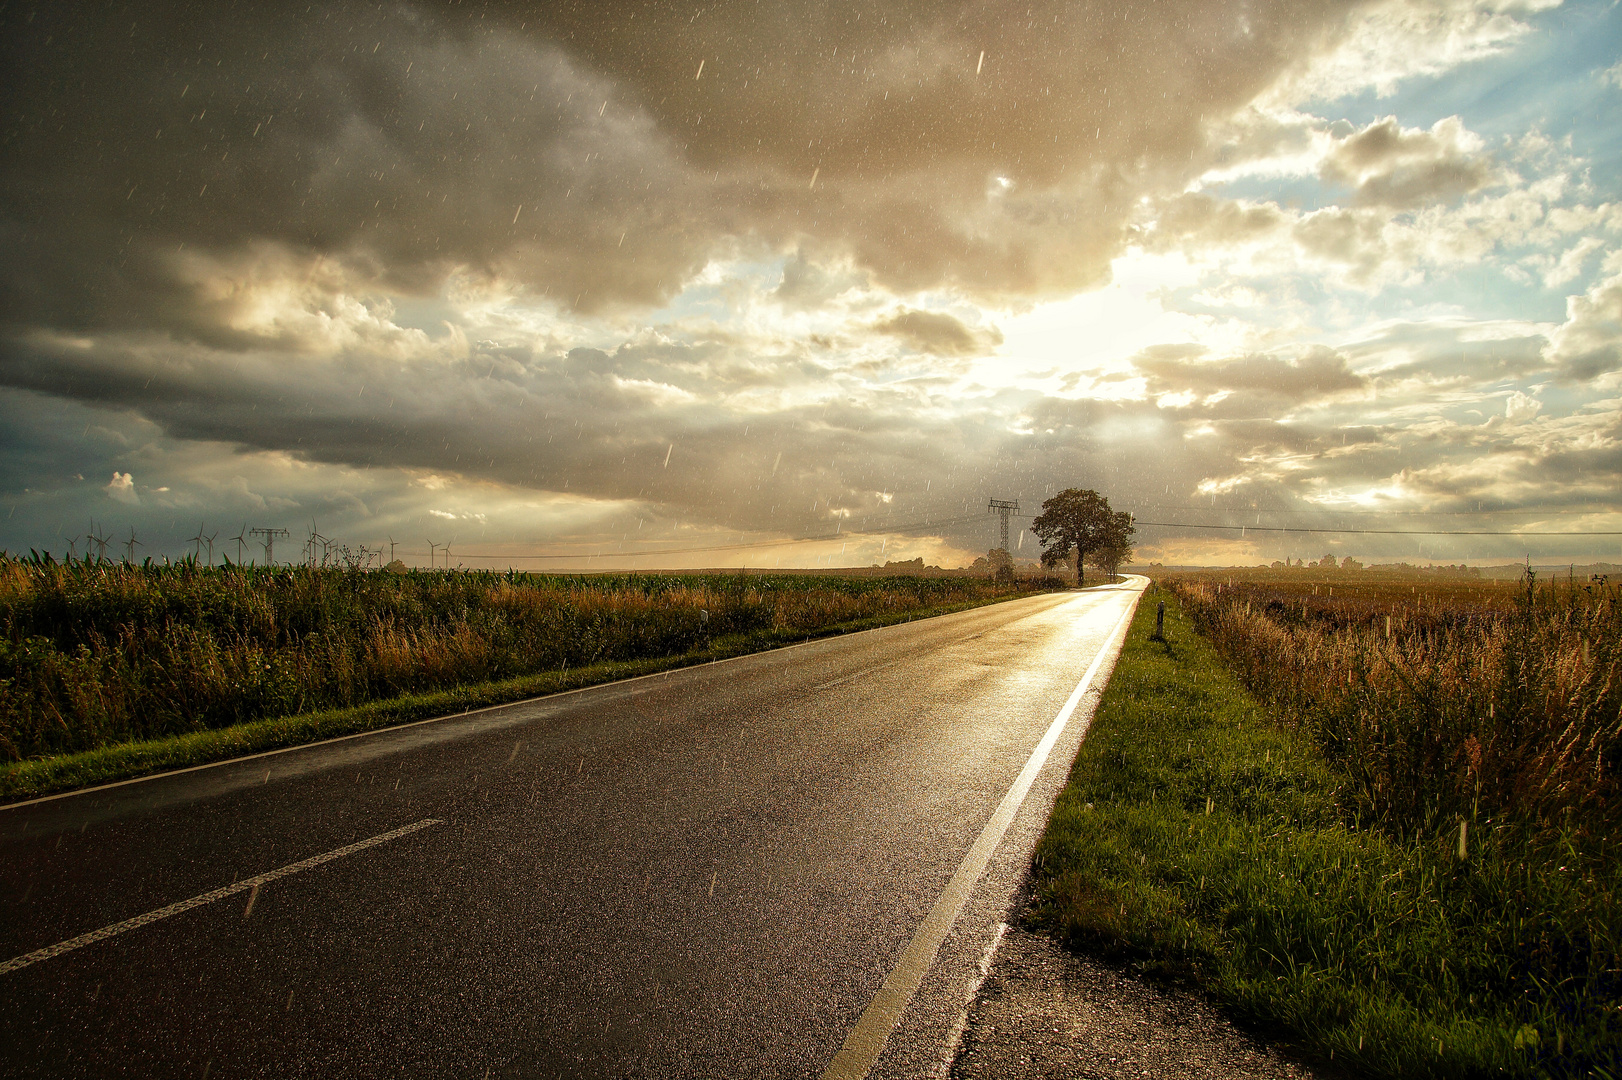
left=949, top=897, right=1325, bottom=1080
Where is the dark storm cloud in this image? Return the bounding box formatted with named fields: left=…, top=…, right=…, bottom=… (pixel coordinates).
left=1, top=0, right=1374, bottom=344
left=0, top=325, right=1002, bottom=537
left=0, top=316, right=1353, bottom=554
left=1, top=0, right=712, bottom=340
left=34, top=0, right=1602, bottom=566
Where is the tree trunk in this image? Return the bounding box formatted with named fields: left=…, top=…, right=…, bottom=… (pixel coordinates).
left=1075, top=548, right=1084, bottom=586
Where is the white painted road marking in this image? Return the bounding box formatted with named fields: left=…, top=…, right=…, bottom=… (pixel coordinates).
left=819, top=588, right=1140, bottom=1080
left=0, top=818, right=444, bottom=976
left=937, top=921, right=1009, bottom=1077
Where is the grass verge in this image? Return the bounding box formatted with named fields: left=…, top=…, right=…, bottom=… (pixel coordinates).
left=0, top=590, right=1024, bottom=803
left=1031, top=586, right=1617, bottom=1079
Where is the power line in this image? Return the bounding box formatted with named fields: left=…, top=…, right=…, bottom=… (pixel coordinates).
left=1132, top=520, right=1622, bottom=537
left=1124, top=503, right=1619, bottom=518
left=436, top=514, right=986, bottom=562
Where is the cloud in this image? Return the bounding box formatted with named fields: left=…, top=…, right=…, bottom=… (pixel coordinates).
left=1276, top=0, right=1560, bottom=102
left=1141, top=194, right=1288, bottom=254
left=104, top=472, right=138, bottom=505
left=1530, top=236, right=1605, bottom=289
left=1133, top=345, right=1368, bottom=406
left=868, top=309, right=1002, bottom=357
left=1544, top=268, right=1622, bottom=380
left=1320, top=116, right=1493, bottom=208
left=1504, top=389, right=1542, bottom=420
left=772, top=253, right=868, bottom=311
left=1, top=0, right=1397, bottom=353
left=3, top=0, right=1618, bottom=570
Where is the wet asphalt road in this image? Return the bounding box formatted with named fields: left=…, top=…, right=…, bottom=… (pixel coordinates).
left=0, top=581, right=1141, bottom=1079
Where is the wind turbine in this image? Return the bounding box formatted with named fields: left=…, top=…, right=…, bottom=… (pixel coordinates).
left=124, top=527, right=142, bottom=564
left=203, top=530, right=217, bottom=565
left=188, top=523, right=207, bottom=563
left=229, top=524, right=249, bottom=565
left=308, top=519, right=330, bottom=566
left=426, top=539, right=439, bottom=569
left=86, top=523, right=111, bottom=563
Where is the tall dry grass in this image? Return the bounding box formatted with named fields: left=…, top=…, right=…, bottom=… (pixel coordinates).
left=0, top=555, right=1050, bottom=761
left=1168, top=571, right=1620, bottom=839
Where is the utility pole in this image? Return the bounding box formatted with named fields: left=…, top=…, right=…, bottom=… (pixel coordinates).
left=987, top=498, right=1019, bottom=551
left=250, top=526, right=290, bottom=565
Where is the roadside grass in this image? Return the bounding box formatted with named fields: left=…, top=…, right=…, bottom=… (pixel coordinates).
left=0, top=584, right=1043, bottom=802
left=1031, top=586, right=1620, bottom=1080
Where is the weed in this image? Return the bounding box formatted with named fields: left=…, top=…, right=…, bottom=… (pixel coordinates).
left=0, top=554, right=1062, bottom=783
left=1033, top=585, right=1621, bottom=1079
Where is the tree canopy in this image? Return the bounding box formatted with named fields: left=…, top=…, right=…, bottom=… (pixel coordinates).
left=1030, top=489, right=1134, bottom=585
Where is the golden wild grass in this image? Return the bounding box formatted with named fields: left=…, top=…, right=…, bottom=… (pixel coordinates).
left=0, top=555, right=1051, bottom=763
left=1035, top=575, right=1620, bottom=1078
left=1167, top=571, right=1618, bottom=838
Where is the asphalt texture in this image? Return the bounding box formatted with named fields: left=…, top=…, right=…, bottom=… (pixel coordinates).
left=949, top=905, right=1322, bottom=1080
left=0, top=580, right=1142, bottom=1079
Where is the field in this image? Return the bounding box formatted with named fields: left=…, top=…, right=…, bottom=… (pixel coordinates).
left=1033, top=571, right=1619, bottom=1079
left=1171, top=568, right=1615, bottom=837
left=0, top=555, right=1061, bottom=797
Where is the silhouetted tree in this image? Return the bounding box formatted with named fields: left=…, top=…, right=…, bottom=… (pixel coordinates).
left=1030, top=489, right=1134, bottom=586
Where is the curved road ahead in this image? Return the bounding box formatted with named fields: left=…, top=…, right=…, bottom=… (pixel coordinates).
left=0, top=579, right=1143, bottom=1079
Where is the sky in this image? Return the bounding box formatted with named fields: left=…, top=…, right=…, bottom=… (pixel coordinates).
left=3, top=0, right=1620, bottom=570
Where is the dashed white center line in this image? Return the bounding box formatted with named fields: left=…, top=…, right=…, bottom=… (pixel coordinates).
left=0, top=818, right=444, bottom=976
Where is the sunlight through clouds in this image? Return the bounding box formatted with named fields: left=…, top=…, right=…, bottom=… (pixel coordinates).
left=3, top=0, right=1620, bottom=567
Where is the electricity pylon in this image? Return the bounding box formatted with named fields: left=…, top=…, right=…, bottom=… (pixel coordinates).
left=250, top=527, right=290, bottom=565
left=987, top=498, right=1019, bottom=551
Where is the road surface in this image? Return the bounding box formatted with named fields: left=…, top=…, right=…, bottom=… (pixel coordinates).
left=0, top=579, right=1142, bottom=1079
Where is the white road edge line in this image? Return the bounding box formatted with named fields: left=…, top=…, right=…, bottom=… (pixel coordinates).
left=935, top=920, right=1008, bottom=1078
left=819, top=585, right=1141, bottom=1080
left=0, top=818, right=444, bottom=976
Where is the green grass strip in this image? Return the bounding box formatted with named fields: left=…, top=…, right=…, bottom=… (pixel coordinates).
left=0, top=592, right=1021, bottom=803
left=1031, top=586, right=1600, bottom=1080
